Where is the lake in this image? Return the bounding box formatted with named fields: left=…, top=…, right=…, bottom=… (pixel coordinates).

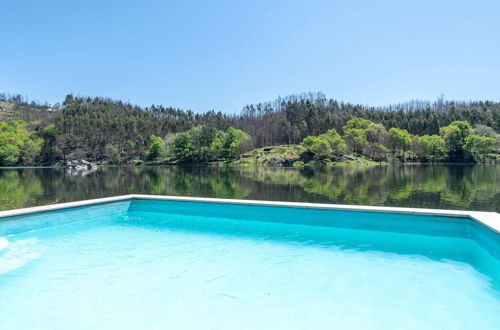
left=0, top=165, right=498, bottom=212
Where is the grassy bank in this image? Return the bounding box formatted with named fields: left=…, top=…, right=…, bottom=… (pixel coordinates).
left=232, top=145, right=381, bottom=167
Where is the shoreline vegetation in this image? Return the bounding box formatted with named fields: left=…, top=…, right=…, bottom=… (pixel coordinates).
left=0, top=92, right=499, bottom=167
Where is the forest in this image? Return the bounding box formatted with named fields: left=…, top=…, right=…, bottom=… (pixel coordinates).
left=0, top=92, right=499, bottom=166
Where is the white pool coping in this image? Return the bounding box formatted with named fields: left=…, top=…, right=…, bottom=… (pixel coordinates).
left=0, top=194, right=499, bottom=235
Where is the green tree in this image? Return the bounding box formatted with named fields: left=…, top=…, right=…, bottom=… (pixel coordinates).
left=172, top=131, right=192, bottom=161
left=439, top=121, right=472, bottom=158
left=172, top=126, right=251, bottom=162
left=0, top=120, right=42, bottom=166
left=440, top=125, right=461, bottom=151
left=147, top=135, right=165, bottom=160
left=419, top=135, right=447, bottom=161
left=344, top=129, right=368, bottom=154
left=19, top=135, right=42, bottom=164
left=364, top=123, right=389, bottom=160
left=218, top=127, right=251, bottom=160
left=463, top=135, right=496, bottom=162
left=472, top=125, right=498, bottom=138
left=472, top=125, right=500, bottom=151
left=366, top=123, right=388, bottom=145
left=388, top=127, right=412, bottom=159
left=301, top=136, right=332, bottom=160
left=318, top=129, right=346, bottom=155
left=343, top=118, right=373, bottom=154
left=37, top=124, right=61, bottom=164
left=189, top=125, right=217, bottom=161
left=449, top=121, right=472, bottom=140
left=343, top=118, right=372, bottom=131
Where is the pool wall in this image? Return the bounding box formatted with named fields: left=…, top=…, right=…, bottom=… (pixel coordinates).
left=0, top=200, right=131, bottom=236
left=1, top=194, right=498, bottom=233
left=0, top=194, right=499, bottom=261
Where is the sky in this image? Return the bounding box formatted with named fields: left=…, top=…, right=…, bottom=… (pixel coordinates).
left=1, top=0, right=500, bottom=113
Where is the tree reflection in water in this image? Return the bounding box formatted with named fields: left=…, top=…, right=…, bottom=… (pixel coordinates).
left=0, top=165, right=498, bottom=212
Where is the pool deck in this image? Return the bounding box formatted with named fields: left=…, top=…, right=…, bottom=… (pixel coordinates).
left=0, top=194, right=499, bottom=234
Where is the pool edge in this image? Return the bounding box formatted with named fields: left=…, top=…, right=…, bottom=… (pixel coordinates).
left=0, top=194, right=499, bottom=235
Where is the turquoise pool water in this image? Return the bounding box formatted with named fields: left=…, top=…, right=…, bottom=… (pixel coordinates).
left=0, top=199, right=499, bottom=329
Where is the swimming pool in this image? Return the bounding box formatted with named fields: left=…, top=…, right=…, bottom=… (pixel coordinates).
left=1, top=195, right=499, bottom=329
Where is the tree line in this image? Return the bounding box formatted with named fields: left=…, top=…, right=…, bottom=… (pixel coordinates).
left=298, top=118, right=498, bottom=164
left=233, top=93, right=499, bottom=147
left=0, top=92, right=498, bottom=165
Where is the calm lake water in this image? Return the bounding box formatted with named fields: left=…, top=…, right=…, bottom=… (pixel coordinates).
left=0, top=165, right=498, bottom=212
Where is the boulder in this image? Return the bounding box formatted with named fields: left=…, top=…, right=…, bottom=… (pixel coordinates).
left=66, top=159, right=98, bottom=171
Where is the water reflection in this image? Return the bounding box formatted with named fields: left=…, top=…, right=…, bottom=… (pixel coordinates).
left=0, top=165, right=498, bottom=211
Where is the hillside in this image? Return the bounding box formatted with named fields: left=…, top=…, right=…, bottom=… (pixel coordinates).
left=0, top=97, right=60, bottom=129
left=0, top=92, right=499, bottom=166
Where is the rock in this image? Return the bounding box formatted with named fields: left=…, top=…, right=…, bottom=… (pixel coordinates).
left=66, top=160, right=98, bottom=176
left=66, top=159, right=98, bottom=171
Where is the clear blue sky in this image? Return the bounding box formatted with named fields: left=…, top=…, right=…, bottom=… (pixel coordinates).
left=1, top=0, right=499, bottom=113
